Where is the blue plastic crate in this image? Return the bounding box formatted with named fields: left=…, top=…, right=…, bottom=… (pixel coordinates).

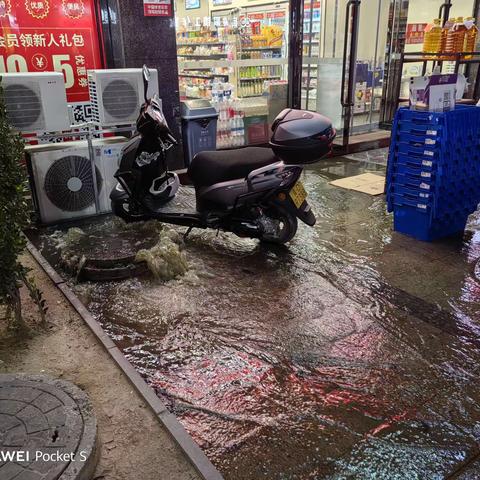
left=387, top=106, right=480, bottom=241
left=393, top=205, right=468, bottom=241
left=395, top=153, right=437, bottom=172
left=395, top=132, right=441, bottom=148
left=390, top=172, right=436, bottom=191
left=396, top=142, right=440, bottom=159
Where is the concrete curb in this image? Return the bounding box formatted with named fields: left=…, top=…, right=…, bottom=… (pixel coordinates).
left=25, top=239, right=224, bottom=480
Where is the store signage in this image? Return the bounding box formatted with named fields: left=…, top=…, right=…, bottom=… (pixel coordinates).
left=406, top=23, right=427, bottom=44
left=247, top=13, right=264, bottom=20
left=0, top=0, right=102, bottom=105
left=143, top=0, right=172, bottom=16
left=266, top=12, right=285, bottom=19
left=212, top=0, right=232, bottom=6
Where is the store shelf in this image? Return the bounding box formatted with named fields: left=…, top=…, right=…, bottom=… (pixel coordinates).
left=179, top=58, right=288, bottom=69
left=179, top=73, right=230, bottom=79
left=177, top=54, right=228, bottom=59
left=240, top=76, right=281, bottom=81
left=240, top=46, right=282, bottom=51
left=177, top=42, right=226, bottom=47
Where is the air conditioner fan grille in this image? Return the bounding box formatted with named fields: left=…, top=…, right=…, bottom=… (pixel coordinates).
left=102, top=79, right=138, bottom=120
left=44, top=155, right=103, bottom=212
left=4, top=84, right=42, bottom=129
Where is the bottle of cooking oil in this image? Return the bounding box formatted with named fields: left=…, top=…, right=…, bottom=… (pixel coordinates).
left=440, top=18, right=455, bottom=56
left=464, top=17, right=478, bottom=59
left=445, top=17, right=468, bottom=57
left=423, top=19, right=443, bottom=57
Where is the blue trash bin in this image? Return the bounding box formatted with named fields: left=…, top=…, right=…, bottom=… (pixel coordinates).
left=181, top=100, right=218, bottom=166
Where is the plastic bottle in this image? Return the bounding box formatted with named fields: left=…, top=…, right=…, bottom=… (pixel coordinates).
left=445, top=17, right=468, bottom=57
left=464, top=17, right=478, bottom=59
left=423, top=19, right=443, bottom=56
left=238, top=113, right=245, bottom=146
left=440, top=18, right=455, bottom=56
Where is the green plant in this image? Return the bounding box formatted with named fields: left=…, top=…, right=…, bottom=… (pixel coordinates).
left=0, top=78, right=47, bottom=329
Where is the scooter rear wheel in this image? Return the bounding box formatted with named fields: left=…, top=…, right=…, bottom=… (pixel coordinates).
left=111, top=199, right=149, bottom=223
left=259, top=206, right=298, bottom=244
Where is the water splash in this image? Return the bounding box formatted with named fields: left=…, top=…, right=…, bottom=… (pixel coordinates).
left=135, top=228, right=189, bottom=281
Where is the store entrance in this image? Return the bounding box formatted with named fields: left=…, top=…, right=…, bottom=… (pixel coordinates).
left=174, top=0, right=291, bottom=150
left=301, top=0, right=391, bottom=148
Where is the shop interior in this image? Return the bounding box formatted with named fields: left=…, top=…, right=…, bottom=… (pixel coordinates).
left=173, top=0, right=479, bottom=150
left=174, top=0, right=291, bottom=149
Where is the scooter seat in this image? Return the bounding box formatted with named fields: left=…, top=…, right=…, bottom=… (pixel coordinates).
left=188, top=147, right=280, bottom=187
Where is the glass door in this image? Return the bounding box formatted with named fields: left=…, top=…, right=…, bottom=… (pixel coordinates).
left=301, top=0, right=391, bottom=146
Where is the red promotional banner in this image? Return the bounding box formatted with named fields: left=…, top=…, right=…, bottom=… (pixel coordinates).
left=406, top=23, right=427, bottom=45
left=0, top=0, right=103, bottom=103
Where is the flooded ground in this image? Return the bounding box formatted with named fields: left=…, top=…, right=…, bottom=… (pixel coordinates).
left=32, top=153, right=480, bottom=479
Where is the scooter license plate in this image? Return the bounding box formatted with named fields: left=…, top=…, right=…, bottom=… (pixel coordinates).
left=289, top=181, right=307, bottom=208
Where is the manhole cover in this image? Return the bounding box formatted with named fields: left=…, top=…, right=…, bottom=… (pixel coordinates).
left=0, top=374, right=97, bottom=480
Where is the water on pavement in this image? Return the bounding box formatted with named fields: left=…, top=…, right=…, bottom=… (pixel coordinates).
left=35, top=155, right=480, bottom=479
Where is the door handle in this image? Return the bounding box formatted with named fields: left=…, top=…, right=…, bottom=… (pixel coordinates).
left=438, top=3, right=450, bottom=24
left=341, top=0, right=360, bottom=107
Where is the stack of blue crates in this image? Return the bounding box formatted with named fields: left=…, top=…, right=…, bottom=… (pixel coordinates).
left=386, top=105, right=480, bottom=241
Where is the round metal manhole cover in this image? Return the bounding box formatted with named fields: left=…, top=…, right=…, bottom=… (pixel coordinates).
left=0, top=374, right=97, bottom=480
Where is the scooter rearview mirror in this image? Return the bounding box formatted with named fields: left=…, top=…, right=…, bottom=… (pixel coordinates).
left=142, top=65, right=151, bottom=102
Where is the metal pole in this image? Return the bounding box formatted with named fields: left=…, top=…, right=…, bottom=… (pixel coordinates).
left=305, top=0, right=315, bottom=109
left=87, top=125, right=101, bottom=214
left=288, top=0, right=305, bottom=108
left=341, top=0, right=361, bottom=148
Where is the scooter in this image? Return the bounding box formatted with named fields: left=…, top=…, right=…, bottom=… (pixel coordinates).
left=110, top=65, right=336, bottom=244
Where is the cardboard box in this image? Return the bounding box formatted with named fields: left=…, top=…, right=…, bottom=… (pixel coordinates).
left=409, top=72, right=466, bottom=112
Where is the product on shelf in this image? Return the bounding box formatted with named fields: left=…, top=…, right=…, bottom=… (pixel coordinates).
left=423, top=19, right=442, bottom=56
left=444, top=17, right=468, bottom=57
left=239, top=66, right=281, bottom=79
left=176, top=21, right=231, bottom=44
left=238, top=80, right=266, bottom=97
left=213, top=98, right=246, bottom=149
left=261, top=26, right=283, bottom=47
left=464, top=17, right=478, bottom=59
left=440, top=18, right=455, bottom=55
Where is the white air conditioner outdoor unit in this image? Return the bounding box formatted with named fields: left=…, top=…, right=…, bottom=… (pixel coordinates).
left=88, top=68, right=159, bottom=127
left=1, top=72, right=70, bottom=132
left=25, top=137, right=127, bottom=224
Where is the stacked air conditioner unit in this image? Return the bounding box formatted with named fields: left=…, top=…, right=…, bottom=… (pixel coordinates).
left=88, top=68, right=159, bottom=127
left=25, top=137, right=127, bottom=224
left=1, top=72, right=70, bottom=132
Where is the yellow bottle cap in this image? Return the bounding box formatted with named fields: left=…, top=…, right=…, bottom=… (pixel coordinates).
left=456, top=17, right=464, bottom=22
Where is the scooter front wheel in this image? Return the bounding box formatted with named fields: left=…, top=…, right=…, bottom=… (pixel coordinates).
left=258, top=206, right=298, bottom=244
left=111, top=199, right=149, bottom=223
